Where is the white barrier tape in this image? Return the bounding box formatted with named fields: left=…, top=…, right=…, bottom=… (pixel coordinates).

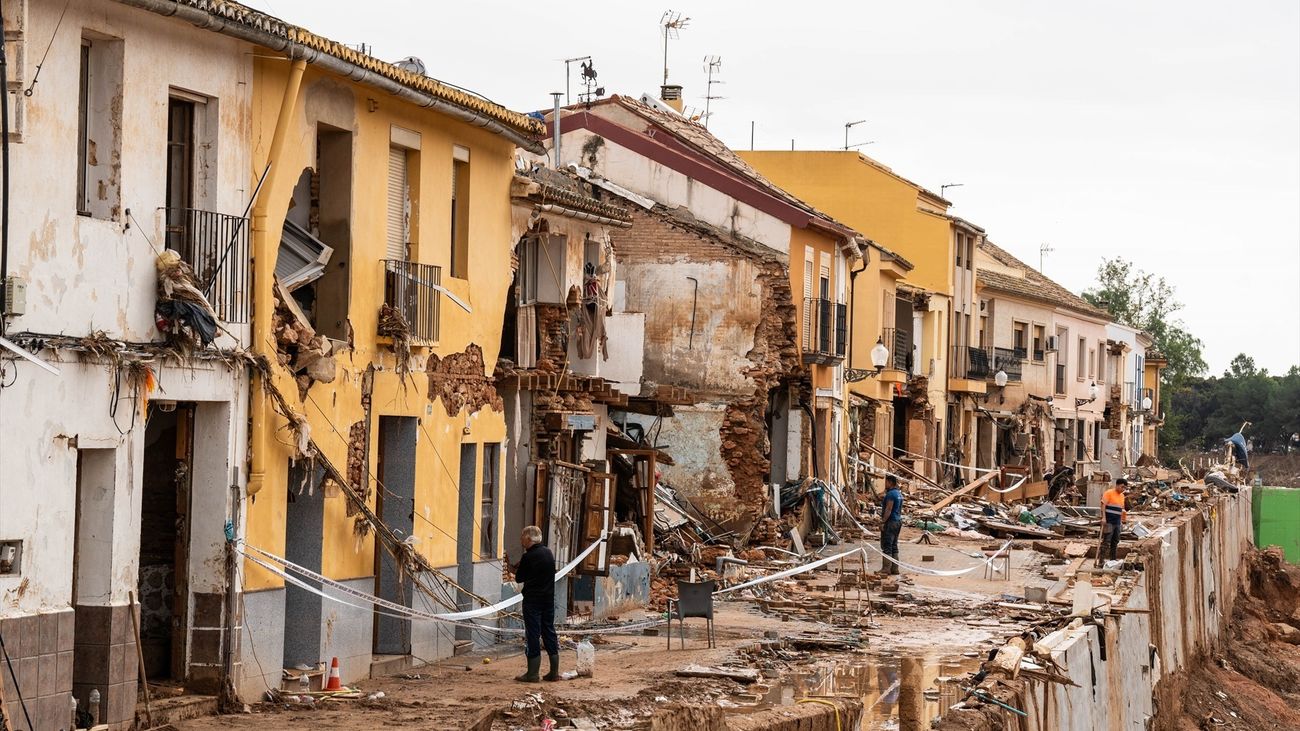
left=714, top=547, right=865, bottom=596
left=982, top=475, right=1029, bottom=494
left=244, top=549, right=662, bottom=637
left=241, top=534, right=606, bottom=621
left=861, top=539, right=1014, bottom=577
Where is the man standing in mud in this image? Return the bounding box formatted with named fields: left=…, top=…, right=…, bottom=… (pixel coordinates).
left=880, top=475, right=904, bottom=575
left=513, top=525, right=560, bottom=682
left=1097, top=478, right=1128, bottom=567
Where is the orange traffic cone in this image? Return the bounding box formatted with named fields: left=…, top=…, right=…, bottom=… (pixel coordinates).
left=325, top=657, right=342, bottom=691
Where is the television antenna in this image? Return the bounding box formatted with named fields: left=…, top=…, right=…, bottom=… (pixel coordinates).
left=940, top=182, right=964, bottom=199
left=1039, top=242, right=1054, bottom=273
left=661, top=10, right=691, bottom=85
left=844, top=119, right=873, bottom=150
left=563, top=55, right=591, bottom=104
left=702, top=55, right=724, bottom=128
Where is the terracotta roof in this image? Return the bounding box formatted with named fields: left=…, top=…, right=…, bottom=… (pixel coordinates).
left=977, top=241, right=1110, bottom=319
left=607, top=96, right=862, bottom=245
left=140, top=0, right=543, bottom=138
left=513, top=166, right=632, bottom=223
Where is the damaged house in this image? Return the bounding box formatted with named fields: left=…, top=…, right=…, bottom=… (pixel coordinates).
left=542, top=91, right=865, bottom=536
left=0, top=0, right=256, bottom=727
left=498, top=164, right=664, bottom=620
left=972, top=240, right=1112, bottom=482
left=230, top=4, right=544, bottom=697
left=739, top=151, right=962, bottom=487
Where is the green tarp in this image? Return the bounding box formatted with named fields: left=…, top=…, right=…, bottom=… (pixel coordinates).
left=1253, top=487, right=1300, bottom=563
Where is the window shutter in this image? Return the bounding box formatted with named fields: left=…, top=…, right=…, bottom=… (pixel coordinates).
left=385, top=147, right=408, bottom=261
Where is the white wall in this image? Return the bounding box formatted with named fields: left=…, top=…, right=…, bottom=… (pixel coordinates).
left=0, top=0, right=252, bottom=618
left=555, top=129, right=792, bottom=256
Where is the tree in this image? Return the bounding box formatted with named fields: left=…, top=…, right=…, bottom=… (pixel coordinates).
left=1083, top=258, right=1207, bottom=385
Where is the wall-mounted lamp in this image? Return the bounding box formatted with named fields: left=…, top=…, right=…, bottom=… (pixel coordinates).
left=1075, top=381, right=1099, bottom=408
left=1140, top=395, right=1153, bottom=412
left=984, top=368, right=1009, bottom=404
left=846, top=337, right=890, bottom=382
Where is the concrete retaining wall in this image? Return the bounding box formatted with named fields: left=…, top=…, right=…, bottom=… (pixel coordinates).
left=1012, top=489, right=1254, bottom=730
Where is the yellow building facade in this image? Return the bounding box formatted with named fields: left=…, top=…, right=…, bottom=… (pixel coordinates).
left=741, top=151, right=955, bottom=483
left=241, top=43, right=543, bottom=693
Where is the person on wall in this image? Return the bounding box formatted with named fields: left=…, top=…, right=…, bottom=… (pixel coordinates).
left=1097, top=478, right=1128, bottom=567
left=512, top=525, right=561, bottom=682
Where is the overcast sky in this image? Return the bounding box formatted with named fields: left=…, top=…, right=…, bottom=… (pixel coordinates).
left=253, top=0, right=1300, bottom=376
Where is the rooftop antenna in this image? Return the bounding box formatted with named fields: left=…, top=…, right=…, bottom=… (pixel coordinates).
left=563, top=55, right=591, bottom=105
left=661, top=10, right=691, bottom=85
left=940, top=183, right=964, bottom=199
left=844, top=119, right=871, bottom=150
left=702, top=55, right=724, bottom=128
left=1039, top=242, right=1054, bottom=273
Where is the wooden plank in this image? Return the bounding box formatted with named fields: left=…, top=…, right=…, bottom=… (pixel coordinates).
left=930, top=469, right=1001, bottom=512
left=861, top=442, right=944, bottom=492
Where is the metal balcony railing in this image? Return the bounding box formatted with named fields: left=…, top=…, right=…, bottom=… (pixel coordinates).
left=382, top=259, right=441, bottom=343
left=992, top=347, right=1023, bottom=382
left=1055, top=364, right=1067, bottom=395
left=802, top=297, right=847, bottom=364
left=163, top=208, right=250, bottom=323
left=951, top=345, right=1022, bottom=382
left=882, top=327, right=912, bottom=372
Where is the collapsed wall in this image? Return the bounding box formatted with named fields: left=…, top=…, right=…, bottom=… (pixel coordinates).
left=939, top=489, right=1255, bottom=730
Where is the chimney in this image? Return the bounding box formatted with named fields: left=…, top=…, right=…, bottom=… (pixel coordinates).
left=660, top=84, right=683, bottom=113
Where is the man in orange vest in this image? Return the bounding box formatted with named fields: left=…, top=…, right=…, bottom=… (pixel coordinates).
left=1097, top=478, right=1128, bottom=567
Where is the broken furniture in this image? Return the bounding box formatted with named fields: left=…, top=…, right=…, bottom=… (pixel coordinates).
left=667, top=579, right=716, bottom=649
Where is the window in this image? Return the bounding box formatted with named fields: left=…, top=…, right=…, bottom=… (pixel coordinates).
left=4, top=7, right=26, bottom=141
left=1032, top=325, right=1046, bottom=362
left=1088, top=348, right=1096, bottom=379
left=1013, top=321, right=1027, bottom=359
left=1097, top=342, right=1106, bottom=383
left=308, top=124, right=354, bottom=340
left=966, top=239, right=974, bottom=270
left=77, top=35, right=124, bottom=219
left=955, top=234, right=964, bottom=267
left=479, top=443, right=499, bottom=557
left=1077, top=337, right=1087, bottom=380
left=450, top=145, right=470, bottom=278
left=386, top=146, right=411, bottom=261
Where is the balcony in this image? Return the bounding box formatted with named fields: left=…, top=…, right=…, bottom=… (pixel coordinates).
left=802, top=297, right=847, bottom=365
left=163, top=208, right=250, bottom=323
left=381, top=259, right=441, bottom=343
left=882, top=327, right=912, bottom=372
left=1055, top=364, right=1067, bottom=395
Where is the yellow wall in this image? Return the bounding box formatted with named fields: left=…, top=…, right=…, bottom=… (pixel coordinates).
left=245, top=61, right=517, bottom=590
left=739, top=151, right=952, bottom=296
left=790, top=226, right=843, bottom=393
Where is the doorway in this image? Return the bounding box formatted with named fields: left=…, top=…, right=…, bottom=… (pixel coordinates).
left=374, top=417, right=417, bottom=656
left=455, top=443, right=478, bottom=642
left=283, top=460, right=325, bottom=669
left=139, top=402, right=195, bottom=681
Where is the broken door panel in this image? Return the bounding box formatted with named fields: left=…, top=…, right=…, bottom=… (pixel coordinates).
left=579, top=472, right=613, bottom=576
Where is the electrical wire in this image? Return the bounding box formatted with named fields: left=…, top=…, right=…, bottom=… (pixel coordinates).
left=22, top=0, right=71, bottom=97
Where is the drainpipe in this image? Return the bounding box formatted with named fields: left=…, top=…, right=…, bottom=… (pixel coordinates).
left=551, top=92, right=562, bottom=167
left=246, top=57, right=307, bottom=498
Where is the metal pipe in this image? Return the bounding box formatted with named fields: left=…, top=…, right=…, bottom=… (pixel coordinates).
left=116, top=0, right=545, bottom=153
left=246, top=56, right=306, bottom=498
left=551, top=92, right=562, bottom=168
left=686, top=276, right=699, bottom=349
left=0, top=0, right=10, bottom=333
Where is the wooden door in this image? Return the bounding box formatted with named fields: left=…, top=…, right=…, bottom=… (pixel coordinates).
left=578, top=473, right=613, bottom=576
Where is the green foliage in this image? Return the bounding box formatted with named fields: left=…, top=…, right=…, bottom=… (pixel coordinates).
left=1165, top=356, right=1300, bottom=456
left=1083, top=258, right=1206, bottom=385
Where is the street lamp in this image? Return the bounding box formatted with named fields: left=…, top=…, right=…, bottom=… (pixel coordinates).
left=994, top=370, right=1008, bottom=388
left=1075, top=381, right=1099, bottom=408
left=846, top=337, right=890, bottom=382
left=1141, top=395, right=1153, bottom=412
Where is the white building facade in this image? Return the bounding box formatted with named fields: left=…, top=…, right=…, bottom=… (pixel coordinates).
left=0, top=1, right=253, bottom=727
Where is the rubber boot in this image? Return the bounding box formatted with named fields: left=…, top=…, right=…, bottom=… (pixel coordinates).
left=515, top=655, right=541, bottom=683
left=543, top=653, right=561, bottom=682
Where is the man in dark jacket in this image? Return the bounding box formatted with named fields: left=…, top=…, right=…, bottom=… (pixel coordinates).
left=512, top=525, right=559, bottom=682
left=880, top=475, right=904, bottom=575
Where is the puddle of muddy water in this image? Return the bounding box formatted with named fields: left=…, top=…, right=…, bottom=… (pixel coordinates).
left=761, top=654, right=981, bottom=730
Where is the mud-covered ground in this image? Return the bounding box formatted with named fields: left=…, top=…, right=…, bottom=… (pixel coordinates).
left=1159, top=546, right=1300, bottom=731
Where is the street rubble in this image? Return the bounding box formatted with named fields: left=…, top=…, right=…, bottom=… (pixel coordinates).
left=167, top=455, right=1270, bottom=731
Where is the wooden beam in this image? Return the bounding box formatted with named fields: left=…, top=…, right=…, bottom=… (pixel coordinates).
left=929, top=469, right=1002, bottom=512
left=861, top=442, right=944, bottom=492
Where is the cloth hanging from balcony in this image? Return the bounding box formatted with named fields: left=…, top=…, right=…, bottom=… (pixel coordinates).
left=574, top=268, right=607, bottom=361
left=155, top=250, right=218, bottom=348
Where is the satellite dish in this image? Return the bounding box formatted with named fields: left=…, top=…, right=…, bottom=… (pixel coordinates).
left=394, top=56, right=427, bottom=76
